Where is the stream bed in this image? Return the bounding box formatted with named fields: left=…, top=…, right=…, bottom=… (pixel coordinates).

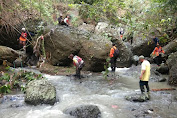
left=0, top=66, right=177, bottom=118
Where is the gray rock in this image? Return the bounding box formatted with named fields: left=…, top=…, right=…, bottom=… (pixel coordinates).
left=156, top=63, right=169, bottom=74
left=175, top=96, right=177, bottom=101
left=166, top=52, right=177, bottom=69
left=158, top=78, right=167, bottom=82
left=64, top=105, right=101, bottom=118
left=169, top=64, right=177, bottom=86
left=163, top=38, right=177, bottom=56
left=125, top=93, right=150, bottom=102
left=166, top=52, right=177, bottom=86
left=25, top=79, right=56, bottom=105
left=132, top=37, right=154, bottom=57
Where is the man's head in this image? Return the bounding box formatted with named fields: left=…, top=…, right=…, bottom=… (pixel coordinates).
left=69, top=54, right=74, bottom=59
left=139, top=55, right=144, bottom=62
left=157, top=43, right=160, bottom=47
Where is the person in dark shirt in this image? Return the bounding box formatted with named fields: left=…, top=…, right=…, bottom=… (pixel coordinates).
left=58, top=14, right=63, bottom=25
left=153, top=36, right=159, bottom=47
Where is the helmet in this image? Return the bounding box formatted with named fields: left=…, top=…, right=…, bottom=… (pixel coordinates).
left=22, top=28, right=25, bottom=31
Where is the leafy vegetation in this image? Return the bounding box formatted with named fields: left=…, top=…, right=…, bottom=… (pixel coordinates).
left=0, top=70, right=44, bottom=94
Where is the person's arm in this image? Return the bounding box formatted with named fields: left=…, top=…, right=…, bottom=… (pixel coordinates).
left=109, top=48, right=114, bottom=57
left=140, top=70, right=146, bottom=79
left=152, top=47, right=157, bottom=55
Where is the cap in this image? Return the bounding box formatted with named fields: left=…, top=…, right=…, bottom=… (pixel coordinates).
left=139, top=55, right=144, bottom=60
left=22, top=28, right=25, bottom=31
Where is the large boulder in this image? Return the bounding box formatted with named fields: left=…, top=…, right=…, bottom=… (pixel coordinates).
left=44, top=26, right=82, bottom=66
left=64, top=105, right=101, bottom=118
left=163, top=38, right=177, bottom=56
left=79, top=40, right=110, bottom=72
left=131, top=37, right=154, bottom=57
left=25, top=79, right=56, bottom=105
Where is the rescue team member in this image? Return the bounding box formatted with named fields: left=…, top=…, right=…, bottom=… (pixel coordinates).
left=69, top=54, right=84, bottom=79
left=18, top=28, right=27, bottom=50
left=109, top=43, right=118, bottom=72
left=152, top=44, right=165, bottom=66
left=139, top=55, right=150, bottom=98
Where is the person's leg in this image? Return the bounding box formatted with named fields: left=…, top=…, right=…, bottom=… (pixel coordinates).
left=76, top=68, right=81, bottom=79
left=154, top=56, right=160, bottom=66
left=145, top=81, right=150, bottom=92
left=139, top=80, right=145, bottom=94
left=110, top=57, right=114, bottom=71
left=113, top=57, right=117, bottom=72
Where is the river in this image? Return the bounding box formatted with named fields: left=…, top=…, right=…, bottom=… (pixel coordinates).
left=0, top=65, right=177, bottom=118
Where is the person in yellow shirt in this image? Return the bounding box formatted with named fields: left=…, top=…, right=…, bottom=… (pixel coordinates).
left=139, top=55, right=150, bottom=94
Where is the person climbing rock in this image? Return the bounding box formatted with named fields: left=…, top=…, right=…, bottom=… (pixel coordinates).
left=152, top=36, right=159, bottom=47
left=62, top=15, right=70, bottom=26
left=139, top=55, right=150, bottom=99
left=109, top=43, right=119, bottom=72
left=17, top=28, right=27, bottom=50
left=152, top=44, right=165, bottom=66
left=58, top=14, right=63, bottom=25
left=69, top=54, right=84, bottom=79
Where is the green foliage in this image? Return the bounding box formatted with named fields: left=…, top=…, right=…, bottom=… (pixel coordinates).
left=102, top=57, right=110, bottom=80
left=79, top=0, right=125, bottom=23
left=0, top=73, right=10, bottom=81
left=0, top=85, right=11, bottom=94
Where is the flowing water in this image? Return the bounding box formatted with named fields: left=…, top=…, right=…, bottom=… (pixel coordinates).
left=0, top=66, right=177, bottom=118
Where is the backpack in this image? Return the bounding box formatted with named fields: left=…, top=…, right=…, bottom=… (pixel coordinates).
left=113, top=48, right=119, bottom=58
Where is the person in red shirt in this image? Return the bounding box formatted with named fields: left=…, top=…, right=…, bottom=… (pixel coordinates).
left=152, top=44, right=165, bottom=66
left=109, top=43, right=118, bottom=72
left=69, top=54, right=84, bottom=79
left=18, top=28, right=27, bottom=50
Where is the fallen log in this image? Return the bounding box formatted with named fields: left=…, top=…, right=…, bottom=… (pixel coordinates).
left=151, top=88, right=176, bottom=91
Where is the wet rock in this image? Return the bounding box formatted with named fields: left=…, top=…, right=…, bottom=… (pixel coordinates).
left=10, top=104, right=24, bottom=108
left=156, top=63, right=169, bottom=74
left=64, top=105, right=101, bottom=118
left=169, top=64, right=177, bottom=86
left=166, top=52, right=177, bottom=86
left=25, top=79, right=56, bottom=105
left=158, top=78, right=167, bottom=82
left=125, top=94, right=150, bottom=102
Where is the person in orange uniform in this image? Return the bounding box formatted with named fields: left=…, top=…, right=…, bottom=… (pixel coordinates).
left=152, top=44, right=165, bottom=66
left=69, top=54, right=84, bottom=79
left=18, top=28, right=27, bottom=50
left=109, top=43, right=118, bottom=72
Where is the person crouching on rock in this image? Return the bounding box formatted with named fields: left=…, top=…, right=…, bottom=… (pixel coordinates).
left=139, top=55, right=151, bottom=99
left=152, top=44, right=165, bottom=66
left=17, top=28, right=27, bottom=50
left=69, top=54, right=84, bottom=79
